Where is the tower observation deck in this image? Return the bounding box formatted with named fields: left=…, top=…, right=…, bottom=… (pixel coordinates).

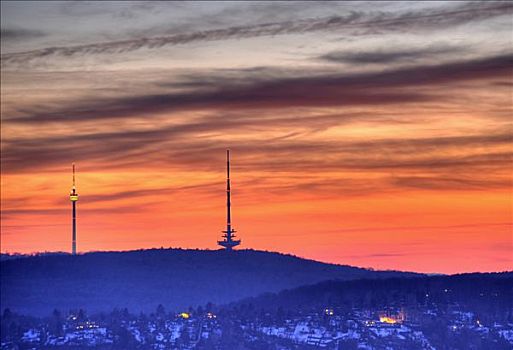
left=218, top=150, right=241, bottom=250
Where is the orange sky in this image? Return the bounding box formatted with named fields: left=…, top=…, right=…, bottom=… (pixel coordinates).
left=1, top=1, right=512, bottom=273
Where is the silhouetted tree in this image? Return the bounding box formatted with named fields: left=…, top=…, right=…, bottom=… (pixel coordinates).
left=50, top=309, right=63, bottom=336
left=156, top=304, right=166, bottom=318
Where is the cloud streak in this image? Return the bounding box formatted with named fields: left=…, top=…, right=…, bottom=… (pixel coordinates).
left=319, top=46, right=465, bottom=64
left=1, top=28, right=46, bottom=41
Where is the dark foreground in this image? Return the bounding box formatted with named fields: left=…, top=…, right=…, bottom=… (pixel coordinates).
left=0, top=249, right=417, bottom=316
left=1, top=273, right=512, bottom=349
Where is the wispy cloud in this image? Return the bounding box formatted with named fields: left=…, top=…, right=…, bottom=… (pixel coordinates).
left=83, top=182, right=220, bottom=204
left=3, top=126, right=511, bottom=193
left=2, top=1, right=511, bottom=67
left=1, top=205, right=147, bottom=218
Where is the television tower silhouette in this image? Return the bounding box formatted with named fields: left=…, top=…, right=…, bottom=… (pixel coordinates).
left=218, top=150, right=241, bottom=250
left=69, top=163, right=79, bottom=255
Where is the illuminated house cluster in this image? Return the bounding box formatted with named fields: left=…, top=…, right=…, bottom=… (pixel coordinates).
left=379, top=310, right=405, bottom=324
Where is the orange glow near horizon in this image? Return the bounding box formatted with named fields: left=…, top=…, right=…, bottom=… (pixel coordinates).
left=1, top=164, right=511, bottom=274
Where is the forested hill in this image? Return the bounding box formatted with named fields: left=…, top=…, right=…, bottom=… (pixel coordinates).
left=232, top=272, right=513, bottom=317
left=1, top=248, right=418, bottom=316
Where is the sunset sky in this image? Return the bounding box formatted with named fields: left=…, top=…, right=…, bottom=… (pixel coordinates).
left=1, top=1, right=512, bottom=273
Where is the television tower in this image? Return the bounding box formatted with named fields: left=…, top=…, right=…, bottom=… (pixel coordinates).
left=218, top=150, right=241, bottom=250
left=70, top=163, right=79, bottom=255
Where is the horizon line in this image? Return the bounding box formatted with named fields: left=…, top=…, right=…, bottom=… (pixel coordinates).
left=2, top=246, right=512, bottom=276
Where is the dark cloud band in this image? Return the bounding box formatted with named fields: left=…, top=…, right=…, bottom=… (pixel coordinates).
left=4, top=53, right=512, bottom=125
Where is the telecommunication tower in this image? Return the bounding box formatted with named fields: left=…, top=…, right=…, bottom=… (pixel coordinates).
left=217, top=150, right=241, bottom=250
left=70, top=164, right=79, bottom=255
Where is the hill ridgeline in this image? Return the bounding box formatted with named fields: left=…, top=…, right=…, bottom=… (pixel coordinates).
left=1, top=248, right=419, bottom=316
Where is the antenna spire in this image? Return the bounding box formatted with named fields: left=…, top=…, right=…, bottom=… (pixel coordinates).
left=218, top=149, right=241, bottom=251
left=72, top=163, right=76, bottom=189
